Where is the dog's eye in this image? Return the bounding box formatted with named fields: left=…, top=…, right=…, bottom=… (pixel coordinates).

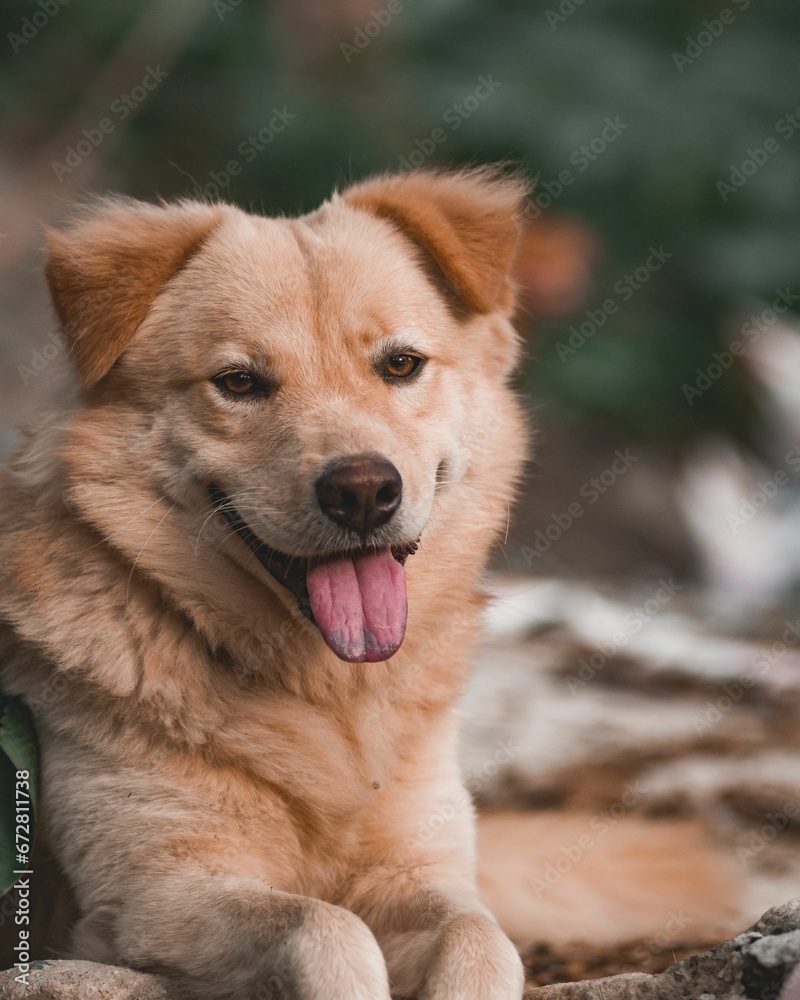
left=213, top=370, right=265, bottom=398
left=383, top=354, right=424, bottom=380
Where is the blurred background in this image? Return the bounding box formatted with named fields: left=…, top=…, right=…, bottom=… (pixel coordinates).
left=1, top=0, right=800, bottom=986
left=2, top=0, right=800, bottom=579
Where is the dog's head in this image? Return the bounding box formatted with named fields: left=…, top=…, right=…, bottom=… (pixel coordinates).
left=46, top=169, right=529, bottom=663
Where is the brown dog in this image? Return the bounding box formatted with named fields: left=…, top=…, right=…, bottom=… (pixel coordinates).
left=0, top=169, right=530, bottom=998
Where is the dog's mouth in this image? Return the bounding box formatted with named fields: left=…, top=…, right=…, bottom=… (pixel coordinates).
left=209, top=487, right=419, bottom=663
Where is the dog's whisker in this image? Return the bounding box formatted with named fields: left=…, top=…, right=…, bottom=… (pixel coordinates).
left=194, top=507, right=233, bottom=560
left=124, top=501, right=177, bottom=603
left=203, top=515, right=276, bottom=570
left=84, top=494, right=171, bottom=552
left=235, top=503, right=287, bottom=518
left=435, top=478, right=495, bottom=514
left=191, top=491, right=279, bottom=552
left=192, top=486, right=270, bottom=518
left=208, top=524, right=251, bottom=563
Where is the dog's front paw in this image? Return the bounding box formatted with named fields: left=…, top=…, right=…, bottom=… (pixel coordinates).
left=111, top=881, right=393, bottom=1000
left=415, top=914, right=524, bottom=1000
left=294, top=903, right=394, bottom=1000
left=384, top=912, right=525, bottom=1000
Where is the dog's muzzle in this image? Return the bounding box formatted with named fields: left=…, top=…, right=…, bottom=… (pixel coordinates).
left=209, top=485, right=418, bottom=663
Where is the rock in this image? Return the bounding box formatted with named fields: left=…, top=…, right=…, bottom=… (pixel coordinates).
left=0, top=960, right=172, bottom=999
left=522, top=897, right=800, bottom=998
left=0, top=900, right=798, bottom=999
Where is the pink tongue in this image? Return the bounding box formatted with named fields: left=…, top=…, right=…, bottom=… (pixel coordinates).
left=306, top=548, right=407, bottom=662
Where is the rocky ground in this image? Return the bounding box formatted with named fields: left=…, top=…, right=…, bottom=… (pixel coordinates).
left=1, top=899, right=798, bottom=998
left=462, top=572, right=800, bottom=990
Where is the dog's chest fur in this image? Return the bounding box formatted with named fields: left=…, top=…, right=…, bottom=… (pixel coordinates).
left=0, top=498, right=466, bottom=899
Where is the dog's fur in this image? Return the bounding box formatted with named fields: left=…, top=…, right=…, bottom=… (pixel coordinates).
left=0, top=169, right=531, bottom=998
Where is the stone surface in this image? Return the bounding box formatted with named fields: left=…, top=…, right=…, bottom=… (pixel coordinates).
left=0, top=960, right=172, bottom=1000
left=523, top=898, right=800, bottom=998
left=0, top=900, right=797, bottom=999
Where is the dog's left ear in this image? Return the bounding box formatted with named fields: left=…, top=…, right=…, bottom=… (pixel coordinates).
left=343, top=167, right=530, bottom=314
left=45, top=198, right=223, bottom=387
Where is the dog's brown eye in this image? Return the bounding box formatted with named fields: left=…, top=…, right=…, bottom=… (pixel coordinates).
left=383, top=355, right=422, bottom=379
left=214, top=370, right=263, bottom=397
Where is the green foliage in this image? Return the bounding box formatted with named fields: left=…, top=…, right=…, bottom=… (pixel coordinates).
left=0, top=694, right=39, bottom=897
left=1, top=0, right=798, bottom=441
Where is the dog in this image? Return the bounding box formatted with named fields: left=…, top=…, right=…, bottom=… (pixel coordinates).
left=0, top=168, right=532, bottom=999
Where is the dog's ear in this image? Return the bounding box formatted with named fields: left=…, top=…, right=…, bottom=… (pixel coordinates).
left=45, top=199, right=223, bottom=386
left=343, top=168, right=530, bottom=314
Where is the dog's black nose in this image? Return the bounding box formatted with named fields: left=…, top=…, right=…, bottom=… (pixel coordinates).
left=316, top=456, right=402, bottom=536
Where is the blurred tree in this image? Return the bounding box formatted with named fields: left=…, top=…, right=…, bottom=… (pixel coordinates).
left=1, top=0, right=798, bottom=443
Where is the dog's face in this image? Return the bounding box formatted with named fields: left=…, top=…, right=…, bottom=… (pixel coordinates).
left=46, top=170, right=528, bottom=663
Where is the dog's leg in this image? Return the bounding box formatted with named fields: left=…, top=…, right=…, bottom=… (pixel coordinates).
left=73, top=871, right=392, bottom=1000
left=344, top=872, right=524, bottom=1000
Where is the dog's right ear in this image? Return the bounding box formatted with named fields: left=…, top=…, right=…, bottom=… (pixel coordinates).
left=343, top=167, right=530, bottom=316
left=45, top=199, right=223, bottom=387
